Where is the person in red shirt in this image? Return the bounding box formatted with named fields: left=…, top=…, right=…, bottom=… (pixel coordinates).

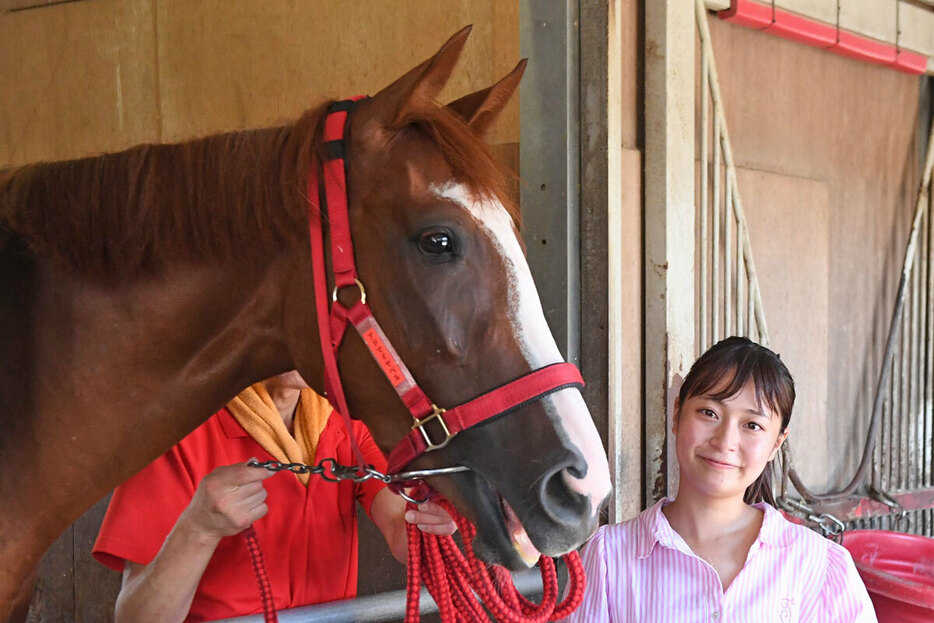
left=93, top=370, right=455, bottom=622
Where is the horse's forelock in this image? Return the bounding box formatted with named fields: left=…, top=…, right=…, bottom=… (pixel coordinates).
left=404, top=106, right=519, bottom=227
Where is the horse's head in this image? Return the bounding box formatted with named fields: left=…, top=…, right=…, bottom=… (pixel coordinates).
left=292, top=26, right=611, bottom=570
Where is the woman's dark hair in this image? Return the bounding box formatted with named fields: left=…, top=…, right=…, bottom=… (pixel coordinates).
left=677, top=336, right=795, bottom=506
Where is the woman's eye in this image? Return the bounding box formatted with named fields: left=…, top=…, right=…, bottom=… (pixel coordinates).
left=701, top=408, right=717, bottom=418
left=746, top=421, right=763, bottom=431
left=418, top=230, right=455, bottom=255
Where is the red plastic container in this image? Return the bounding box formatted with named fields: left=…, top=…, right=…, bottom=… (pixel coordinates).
left=842, top=529, right=934, bottom=623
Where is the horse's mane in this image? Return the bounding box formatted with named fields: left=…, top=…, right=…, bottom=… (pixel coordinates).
left=0, top=99, right=516, bottom=280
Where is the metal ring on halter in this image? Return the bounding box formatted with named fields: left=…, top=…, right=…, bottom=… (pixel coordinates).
left=332, top=279, right=366, bottom=305
left=398, top=487, right=432, bottom=505
left=387, top=465, right=470, bottom=482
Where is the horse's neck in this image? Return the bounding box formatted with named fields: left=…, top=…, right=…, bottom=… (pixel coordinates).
left=1, top=254, right=303, bottom=531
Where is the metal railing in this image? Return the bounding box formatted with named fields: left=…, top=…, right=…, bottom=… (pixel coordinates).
left=210, top=569, right=546, bottom=623
left=695, top=0, right=770, bottom=353
left=695, top=0, right=934, bottom=536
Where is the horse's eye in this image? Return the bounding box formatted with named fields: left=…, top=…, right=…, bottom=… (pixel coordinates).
left=418, top=230, right=455, bottom=255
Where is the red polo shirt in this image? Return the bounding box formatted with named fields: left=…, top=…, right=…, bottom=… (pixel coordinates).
left=93, top=407, right=388, bottom=622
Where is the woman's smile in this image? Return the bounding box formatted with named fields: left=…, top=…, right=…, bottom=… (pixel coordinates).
left=698, top=455, right=738, bottom=469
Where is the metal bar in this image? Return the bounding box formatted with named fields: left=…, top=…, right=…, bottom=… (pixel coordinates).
left=519, top=0, right=581, bottom=364
left=927, top=190, right=934, bottom=491
left=904, top=282, right=915, bottom=491
left=910, top=230, right=922, bottom=491
left=887, top=351, right=896, bottom=491
left=725, top=167, right=733, bottom=337
left=747, top=268, right=754, bottom=340
left=212, top=570, right=546, bottom=622
left=700, top=45, right=709, bottom=352
left=736, top=214, right=744, bottom=336
left=724, top=142, right=768, bottom=346
left=712, top=126, right=721, bottom=343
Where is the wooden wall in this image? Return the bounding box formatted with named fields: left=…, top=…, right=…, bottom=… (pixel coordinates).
left=0, top=0, right=519, bottom=168
left=1, top=1, right=519, bottom=620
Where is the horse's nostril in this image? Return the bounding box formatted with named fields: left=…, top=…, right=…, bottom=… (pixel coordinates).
left=539, top=464, right=590, bottom=527
left=563, top=461, right=586, bottom=482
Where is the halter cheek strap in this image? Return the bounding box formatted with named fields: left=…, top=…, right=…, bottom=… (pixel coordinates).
left=306, top=98, right=586, bottom=481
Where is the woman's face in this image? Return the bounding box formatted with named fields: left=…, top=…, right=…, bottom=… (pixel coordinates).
left=673, top=379, right=788, bottom=502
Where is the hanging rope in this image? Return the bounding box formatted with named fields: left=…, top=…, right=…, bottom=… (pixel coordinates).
left=405, top=498, right=585, bottom=623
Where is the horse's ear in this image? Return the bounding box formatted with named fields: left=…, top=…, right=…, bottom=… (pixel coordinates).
left=447, top=59, right=527, bottom=137
left=364, top=25, right=472, bottom=130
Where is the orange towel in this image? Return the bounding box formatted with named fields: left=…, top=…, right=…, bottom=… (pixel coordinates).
left=227, top=384, right=332, bottom=486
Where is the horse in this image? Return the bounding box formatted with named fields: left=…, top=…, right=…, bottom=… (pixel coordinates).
left=0, top=26, right=611, bottom=621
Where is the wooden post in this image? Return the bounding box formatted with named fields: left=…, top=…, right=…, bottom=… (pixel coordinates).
left=644, top=0, right=695, bottom=504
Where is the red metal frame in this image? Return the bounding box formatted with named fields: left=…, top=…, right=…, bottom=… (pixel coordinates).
left=719, top=0, right=927, bottom=75
left=784, top=488, right=934, bottom=526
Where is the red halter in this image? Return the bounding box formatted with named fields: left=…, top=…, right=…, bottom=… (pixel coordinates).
left=306, top=98, right=586, bottom=481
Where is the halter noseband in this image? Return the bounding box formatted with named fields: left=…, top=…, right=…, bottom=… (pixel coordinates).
left=306, top=98, right=586, bottom=487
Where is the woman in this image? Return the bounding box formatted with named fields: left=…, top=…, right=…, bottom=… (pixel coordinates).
left=563, top=337, right=875, bottom=622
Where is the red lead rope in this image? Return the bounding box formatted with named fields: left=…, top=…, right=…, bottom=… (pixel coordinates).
left=406, top=498, right=585, bottom=623
left=244, top=500, right=584, bottom=623
left=244, top=526, right=278, bottom=623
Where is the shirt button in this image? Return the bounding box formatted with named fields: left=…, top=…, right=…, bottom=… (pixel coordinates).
left=712, top=611, right=721, bottom=620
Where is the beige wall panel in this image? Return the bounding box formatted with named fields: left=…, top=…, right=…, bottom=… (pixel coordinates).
left=707, top=17, right=922, bottom=491
left=776, top=0, right=838, bottom=24
left=154, top=0, right=519, bottom=146
left=899, top=1, right=934, bottom=57
left=618, top=0, right=641, bottom=150
left=614, top=147, right=644, bottom=519
left=839, top=0, right=897, bottom=44
left=739, top=167, right=831, bottom=489
left=0, top=0, right=158, bottom=166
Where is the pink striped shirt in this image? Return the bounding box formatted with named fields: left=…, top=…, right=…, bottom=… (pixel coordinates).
left=561, top=498, right=876, bottom=622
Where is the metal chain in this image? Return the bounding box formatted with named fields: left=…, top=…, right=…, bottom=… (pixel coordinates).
left=246, top=458, right=469, bottom=484
left=778, top=498, right=846, bottom=543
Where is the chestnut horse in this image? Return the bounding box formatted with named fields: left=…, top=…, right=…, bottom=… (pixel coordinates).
left=0, top=27, right=611, bottom=621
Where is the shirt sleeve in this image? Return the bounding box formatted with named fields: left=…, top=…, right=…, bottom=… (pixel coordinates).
left=353, top=420, right=389, bottom=515
left=92, top=445, right=198, bottom=572
left=559, top=526, right=612, bottom=623
left=818, top=542, right=878, bottom=623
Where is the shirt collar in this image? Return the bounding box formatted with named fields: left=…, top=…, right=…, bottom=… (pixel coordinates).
left=753, top=500, right=795, bottom=548
left=634, top=497, right=677, bottom=559
left=635, top=497, right=794, bottom=558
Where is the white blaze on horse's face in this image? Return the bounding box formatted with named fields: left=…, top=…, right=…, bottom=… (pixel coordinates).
left=433, top=182, right=611, bottom=517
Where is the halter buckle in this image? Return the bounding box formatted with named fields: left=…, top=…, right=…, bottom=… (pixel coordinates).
left=412, top=404, right=455, bottom=451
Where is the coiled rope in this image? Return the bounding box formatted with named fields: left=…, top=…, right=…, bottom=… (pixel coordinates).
left=404, top=498, right=585, bottom=623
left=244, top=496, right=585, bottom=623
